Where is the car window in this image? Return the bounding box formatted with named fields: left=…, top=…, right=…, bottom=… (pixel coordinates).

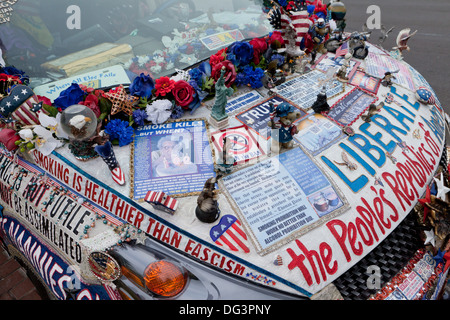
left=1, top=0, right=272, bottom=87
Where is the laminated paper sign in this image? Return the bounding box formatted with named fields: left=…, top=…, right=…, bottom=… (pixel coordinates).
left=132, top=119, right=215, bottom=199
left=222, top=147, right=347, bottom=255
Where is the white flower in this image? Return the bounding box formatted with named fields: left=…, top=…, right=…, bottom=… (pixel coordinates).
left=146, top=100, right=172, bottom=124
left=33, top=125, right=61, bottom=156
left=38, top=113, right=69, bottom=139
left=19, top=128, right=34, bottom=142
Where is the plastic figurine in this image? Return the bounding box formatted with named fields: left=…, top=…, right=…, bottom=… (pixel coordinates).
left=335, top=52, right=352, bottom=82
left=392, top=28, right=417, bottom=58
left=379, top=25, right=395, bottom=46
left=310, top=86, right=330, bottom=113
left=361, top=102, right=384, bottom=122
left=381, top=70, right=399, bottom=87
left=310, top=18, right=330, bottom=55
left=267, top=102, right=301, bottom=154
left=196, top=175, right=222, bottom=223
left=210, top=67, right=233, bottom=126
left=215, top=136, right=236, bottom=174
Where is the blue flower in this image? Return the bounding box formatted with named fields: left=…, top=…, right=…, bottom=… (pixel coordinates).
left=278, top=0, right=288, bottom=6
left=1, top=66, right=29, bottom=84
left=54, top=83, right=85, bottom=110
left=243, top=66, right=265, bottom=89
left=271, top=54, right=285, bottom=67
left=170, top=104, right=184, bottom=119
left=132, top=109, right=147, bottom=126
left=105, top=119, right=134, bottom=147
left=228, top=41, right=254, bottom=67
left=129, top=73, right=155, bottom=99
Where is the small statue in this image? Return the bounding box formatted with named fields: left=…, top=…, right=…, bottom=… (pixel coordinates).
left=268, top=102, right=301, bottom=154
left=335, top=52, right=352, bottom=82
left=310, top=18, right=330, bottom=55
left=392, top=28, right=417, bottom=58
left=381, top=70, right=399, bottom=87
left=361, top=102, right=384, bottom=122
left=215, top=137, right=236, bottom=174
left=311, top=86, right=330, bottom=114
left=196, top=175, right=222, bottom=223
left=211, top=67, right=233, bottom=122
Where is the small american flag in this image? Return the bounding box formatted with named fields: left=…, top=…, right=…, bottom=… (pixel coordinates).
left=210, top=215, right=250, bottom=253
left=145, top=190, right=178, bottom=214
left=335, top=42, right=349, bottom=57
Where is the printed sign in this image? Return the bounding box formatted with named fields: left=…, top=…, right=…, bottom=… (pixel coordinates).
left=325, top=88, right=377, bottom=127
left=34, top=65, right=131, bottom=101
left=293, top=113, right=346, bottom=155
left=364, top=52, right=415, bottom=91
left=132, top=119, right=215, bottom=198
left=211, top=125, right=265, bottom=165
left=275, top=70, right=345, bottom=109
left=200, top=29, right=244, bottom=51
left=349, top=70, right=381, bottom=94
left=235, top=96, right=307, bottom=140
left=225, top=91, right=263, bottom=115
left=222, top=147, right=347, bottom=254
left=313, top=53, right=360, bottom=80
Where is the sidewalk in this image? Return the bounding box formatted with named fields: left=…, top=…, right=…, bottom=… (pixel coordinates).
left=0, top=245, right=43, bottom=300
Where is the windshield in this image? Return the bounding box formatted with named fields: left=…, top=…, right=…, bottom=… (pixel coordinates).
left=1, top=0, right=273, bottom=88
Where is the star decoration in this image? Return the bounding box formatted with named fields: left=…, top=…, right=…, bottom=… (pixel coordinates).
left=104, top=85, right=139, bottom=116
left=418, top=186, right=431, bottom=223
left=434, top=172, right=450, bottom=201
left=424, top=229, right=436, bottom=247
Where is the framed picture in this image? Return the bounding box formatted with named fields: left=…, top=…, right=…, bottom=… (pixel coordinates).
left=132, top=119, right=215, bottom=199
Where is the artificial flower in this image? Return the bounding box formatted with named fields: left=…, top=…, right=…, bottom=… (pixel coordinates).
left=53, top=83, right=85, bottom=110
left=129, top=73, right=155, bottom=99
left=146, top=99, right=173, bottom=124
left=249, top=37, right=268, bottom=65
left=132, top=109, right=147, bottom=126
left=173, top=80, right=195, bottom=109
left=18, top=128, right=33, bottom=142
left=243, top=66, right=265, bottom=89
left=33, top=125, right=61, bottom=156
left=269, top=31, right=285, bottom=48
left=154, top=76, right=175, bottom=97
left=38, top=113, right=69, bottom=139
left=209, top=48, right=227, bottom=67
left=79, top=94, right=101, bottom=118
left=37, top=95, right=52, bottom=106
left=211, top=60, right=237, bottom=88
left=104, top=119, right=134, bottom=147
left=228, top=41, right=254, bottom=67
left=170, top=104, right=184, bottom=119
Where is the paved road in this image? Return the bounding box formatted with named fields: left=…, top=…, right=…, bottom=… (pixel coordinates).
left=340, top=0, right=450, bottom=116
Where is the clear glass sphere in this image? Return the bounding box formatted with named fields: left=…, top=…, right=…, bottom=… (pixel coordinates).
left=60, top=104, right=98, bottom=140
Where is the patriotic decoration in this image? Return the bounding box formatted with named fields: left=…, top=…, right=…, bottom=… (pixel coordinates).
left=104, top=84, right=139, bottom=116
left=95, top=141, right=126, bottom=186
left=280, top=9, right=312, bottom=50
left=415, top=86, right=436, bottom=105
left=0, top=85, right=48, bottom=127
left=210, top=215, right=250, bottom=253
left=335, top=42, right=349, bottom=57
left=145, top=190, right=178, bottom=214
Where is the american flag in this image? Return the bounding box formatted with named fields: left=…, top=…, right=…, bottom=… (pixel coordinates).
left=279, top=9, right=312, bottom=48
left=210, top=215, right=250, bottom=253
left=335, top=42, right=349, bottom=57
left=145, top=190, right=178, bottom=214
left=0, top=85, right=48, bottom=126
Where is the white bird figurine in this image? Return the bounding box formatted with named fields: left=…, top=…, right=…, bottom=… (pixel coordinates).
left=393, top=28, right=417, bottom=53
left=69, top=115, right=91, bottom=130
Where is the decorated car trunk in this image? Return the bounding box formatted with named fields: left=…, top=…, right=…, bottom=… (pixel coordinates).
left=0, top=0, right=448, bottom=301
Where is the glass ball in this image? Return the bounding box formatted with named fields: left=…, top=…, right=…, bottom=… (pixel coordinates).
left=60, top=104, right=98, bottom=140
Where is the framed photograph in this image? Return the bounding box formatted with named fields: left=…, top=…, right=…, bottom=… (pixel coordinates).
left=349, top=70, right=381, bottom=94
left=132, top=119, right=215, bottom=199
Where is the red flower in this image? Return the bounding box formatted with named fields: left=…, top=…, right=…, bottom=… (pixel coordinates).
left=249, top=37, right=268, bottom=65
left=209, top=48, right=227, bottom=67
left=79, top=94, right=101, bottom=118
left=173, top=80, right=195, bottom=109
left=37, top=95, right=52, bottom=106
left=211, top=60, right=237, bottom=88
left=269, top=31, right=285, bottom=48
left=155, top=76, right=175, bottom=97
